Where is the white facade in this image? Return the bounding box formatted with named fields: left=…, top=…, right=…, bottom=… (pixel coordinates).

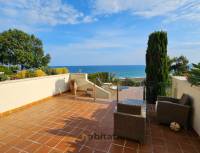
left=0, top=74, right=70, bottom=113
left=0, top=73, right=111, bottom=114
left=172, top=76, right=200, bottom=136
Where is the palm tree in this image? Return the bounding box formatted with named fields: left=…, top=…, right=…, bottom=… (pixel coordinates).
left=169, top=55, right=189, bottom=76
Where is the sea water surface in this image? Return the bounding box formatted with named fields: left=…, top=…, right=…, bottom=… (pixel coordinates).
left=51, top=65, right=145, bottom=78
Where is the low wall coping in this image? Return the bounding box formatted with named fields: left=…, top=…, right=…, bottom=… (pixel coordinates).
left=0, top=74, right=69, bottom=85
left=172, top=76, right=187, bottom=81
left=172, top=76, right=200, bottom=91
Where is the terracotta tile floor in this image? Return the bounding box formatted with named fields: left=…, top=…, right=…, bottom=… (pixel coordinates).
left=0, top=94, right=199, bottom=153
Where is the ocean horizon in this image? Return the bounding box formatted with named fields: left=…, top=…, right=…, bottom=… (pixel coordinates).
left=51, top=65, right=146, bottom=78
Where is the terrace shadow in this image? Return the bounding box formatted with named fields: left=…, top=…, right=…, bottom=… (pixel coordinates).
left=47, top=100, right=115, bottom=153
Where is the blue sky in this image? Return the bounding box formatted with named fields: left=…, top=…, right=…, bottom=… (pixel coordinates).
left=0, top=0, right=200, bottom=66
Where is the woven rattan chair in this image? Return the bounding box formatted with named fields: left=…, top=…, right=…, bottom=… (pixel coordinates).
left=114, top=103, right=146, bottom=143
left=156, top=94, right=192, bottom=129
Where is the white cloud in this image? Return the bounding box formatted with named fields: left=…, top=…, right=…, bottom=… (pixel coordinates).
left=165, top=1, right=200, bottom=22
left=0, top=0, right=96, bottom=30
left=1, top=0, right=200, bottom=32
left=92, top=0, right=200, bottom=22
left=82, top=16, right=98, bottom=23
left=92, top=0, right=186, bottom=16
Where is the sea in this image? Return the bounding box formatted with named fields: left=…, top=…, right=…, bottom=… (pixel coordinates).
left=51, top=65, right=145, bottom=78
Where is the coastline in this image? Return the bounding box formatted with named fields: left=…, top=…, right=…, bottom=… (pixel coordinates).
left=119, top=77, right=145, bottom=82
left=50, top=65, right=146, bottom=79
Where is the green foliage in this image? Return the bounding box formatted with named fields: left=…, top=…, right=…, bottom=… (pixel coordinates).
left=10, top=70, right=34, bottom=80
left=25, top=70, right=35, bottom=78
left=0, top=65, right=19, bottom=75
left=88, top=72, right=115, bottom=86
left=42, top=67, right=69, bottom=75
left=9, top=66, right=19, bottom=73
left=0, top=66, right=68, bottom=81
left=0, top=65, right=12, bottom=75
left=53, top=68, right=68, bottom=74
left=41, top=67, right=54, bottom=75
left=0, top=29, right=50, bottom=69
left=145, top=31, right=169, bottom=103
left=0, top=73, right=8, bottom=81
left=120, top=78, right=141, bottom=86
left=165, top=76, right=173, bottom=96
left=188, top=63, right=200, bottom=86
left=15, top=70, right=28, bottom=79
left=169, top=55, right=189, bottom=76
left=34, top=69, right=46, bottom=77
left=15, top=69, right=46, bottom=79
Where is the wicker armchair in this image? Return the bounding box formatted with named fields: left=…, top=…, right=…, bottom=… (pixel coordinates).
left=114, top=103, right=146, bottom=143
left=156, top=94, right=192, bottom=129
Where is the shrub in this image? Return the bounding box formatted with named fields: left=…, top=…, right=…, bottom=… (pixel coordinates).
left=14, top=69, right=46, bottom=79
left=42, top=67, right=68, bottom=75
left=0, top=65, right=13, bottom=75
left=41, top=67, right=54, bottom=75
left=26, top=70, right=35, bottom=78
left=188, top=63, right=200, bottom=86
left=53, top=68, right=68, bottom=74
left=120, top=78, right=141, bottom=86
left=34, top=69, right=46, bottom=77
left=0, top=65, right=19, bottom=75
left=88, top=72, right=116, bottom=86
left=0, top=74, right=8, bottom=81
left=15, top=70, right=28, bottom=79
left=47, top=69, right=57, bottom=75
left=9, top=74, right=17, bottom=80
left=9, top=66, right=19, bottom=73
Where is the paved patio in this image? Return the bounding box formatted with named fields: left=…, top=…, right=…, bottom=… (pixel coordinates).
left=118, top=87, right=144, bottom=101
left=0, top=93, right=199, bottom=153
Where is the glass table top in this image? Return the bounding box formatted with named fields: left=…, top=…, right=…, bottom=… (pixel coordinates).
left=119, top=99, right=146, bottom=106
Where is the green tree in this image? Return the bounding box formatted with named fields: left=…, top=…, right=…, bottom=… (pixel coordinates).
left=188, top=63, right=200, bottom=86
left=145, top=31, right=169, bottom=103
left=169, top=55, right=189, bottom=76
left=0, top=29, right=50, bottom=69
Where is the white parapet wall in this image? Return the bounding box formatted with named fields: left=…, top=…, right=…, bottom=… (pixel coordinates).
left=70, top=73, right=111, bottom=99
left=0, top=74, right=70, bottom=113
left=172, top=76, right=200, bottom=136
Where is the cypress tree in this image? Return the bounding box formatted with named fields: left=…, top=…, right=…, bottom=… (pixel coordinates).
left=145, top=31, right=169, bottom=103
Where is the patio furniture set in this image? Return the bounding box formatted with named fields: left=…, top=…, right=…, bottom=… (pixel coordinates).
left=114, top=94, right=192, bottom=143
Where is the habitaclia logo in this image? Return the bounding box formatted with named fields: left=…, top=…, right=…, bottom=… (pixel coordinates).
left=81, top=132, right=117, bottom=141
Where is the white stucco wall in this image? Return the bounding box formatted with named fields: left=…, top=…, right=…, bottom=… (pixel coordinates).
left=172, top=76, right=200, bottom=136
left=0, top=74, right=69, bottom=113
left=70, top=73, right=111, bottom=99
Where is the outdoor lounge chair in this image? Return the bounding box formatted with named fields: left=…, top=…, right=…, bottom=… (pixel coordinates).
left=114, top=103, right=146, bottom=143
left=155, top=94, right=192, bottom=129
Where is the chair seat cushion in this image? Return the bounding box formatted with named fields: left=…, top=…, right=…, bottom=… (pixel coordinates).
left=117, top=103, right=141, bottom=115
